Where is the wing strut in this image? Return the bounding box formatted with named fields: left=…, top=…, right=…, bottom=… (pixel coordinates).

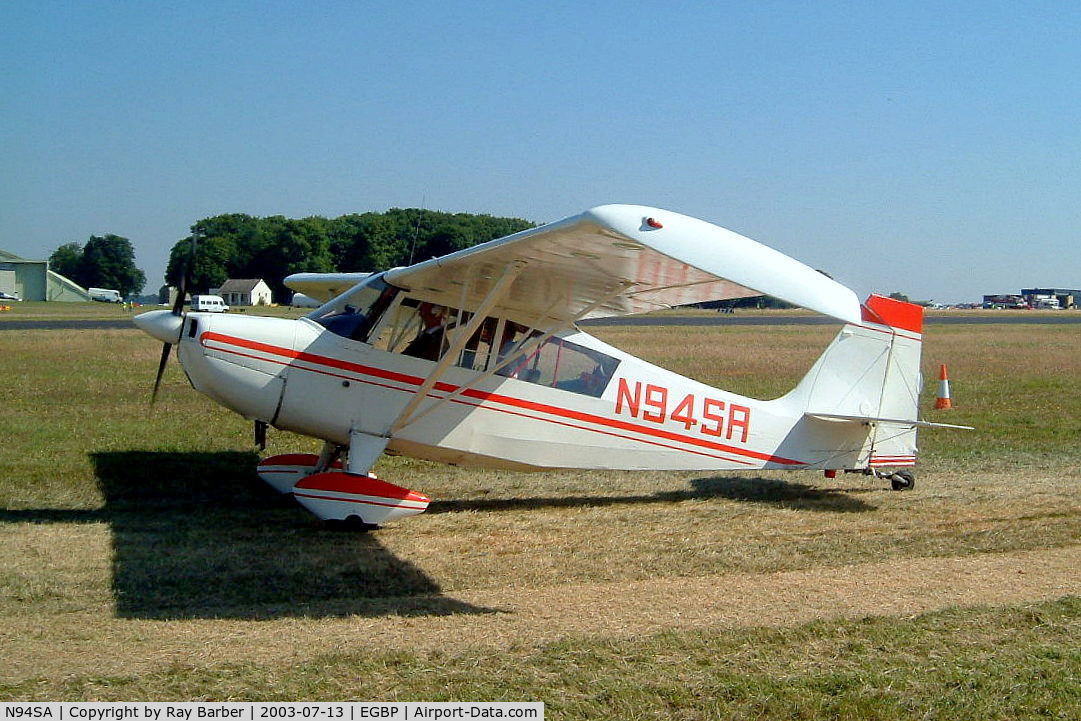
left=394, top=280, right=636, bottom=432
left=389, top=260, right=527, bottom=434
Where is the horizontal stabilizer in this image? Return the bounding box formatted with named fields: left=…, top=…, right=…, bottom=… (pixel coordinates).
left=806, top=412, right=973, bottom=430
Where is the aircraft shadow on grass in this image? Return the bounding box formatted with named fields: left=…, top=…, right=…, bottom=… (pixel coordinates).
left=3, top=451, right=495, bottom=621
left=428, top=475, right=876, bottom=515
left=1, top=452, right=873, bottom=620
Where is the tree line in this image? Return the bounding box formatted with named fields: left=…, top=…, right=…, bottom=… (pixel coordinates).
left=48, top=209, right=535, bottom=300
left=49, top=235, right=147, bottom=298
left=165, top=209, right=536, bottom=299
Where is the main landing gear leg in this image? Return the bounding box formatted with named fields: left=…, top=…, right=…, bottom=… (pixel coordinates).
left=314, top=441, right=344, bottom=474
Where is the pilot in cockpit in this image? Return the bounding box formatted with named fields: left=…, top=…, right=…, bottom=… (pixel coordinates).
left=403, top=303, right=453, bottom=360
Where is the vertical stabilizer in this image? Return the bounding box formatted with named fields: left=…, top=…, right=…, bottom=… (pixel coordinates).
left=789, top=294, right=925, bottom=468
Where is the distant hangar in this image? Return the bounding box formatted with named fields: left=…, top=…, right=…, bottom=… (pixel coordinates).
left=0, top=249, right=90, bottom=301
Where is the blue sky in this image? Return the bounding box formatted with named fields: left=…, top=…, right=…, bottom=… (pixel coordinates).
left=3, top=1, right=1079, bottom=303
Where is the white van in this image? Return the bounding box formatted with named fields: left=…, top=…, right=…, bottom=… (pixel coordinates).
left=89, top=287, right=123, bottom=303
left=190, top=295, right=230, bottom=313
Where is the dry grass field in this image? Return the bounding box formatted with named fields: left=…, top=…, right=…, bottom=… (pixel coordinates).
left=0, top=313, right=1078, bottom=717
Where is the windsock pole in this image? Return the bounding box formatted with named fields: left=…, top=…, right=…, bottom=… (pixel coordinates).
left=934, top=364, right=953, bottom=410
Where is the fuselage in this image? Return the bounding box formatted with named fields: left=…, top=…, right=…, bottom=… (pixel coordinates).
left=157, top=307, right=874, bottom=474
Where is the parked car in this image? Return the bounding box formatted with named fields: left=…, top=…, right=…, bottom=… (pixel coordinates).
left=0, top=291, right=21, bottom=301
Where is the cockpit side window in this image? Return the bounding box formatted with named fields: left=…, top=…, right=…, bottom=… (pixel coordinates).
left=368, top=299, right=463, bottom=359
left=356, top=290, right=621, bottom=397
left=498, top=334, right=620, bottom=398
left=310, top=275, right=399, bottom=343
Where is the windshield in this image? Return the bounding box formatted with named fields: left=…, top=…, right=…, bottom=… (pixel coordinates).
left=308, top=274, right=399, bottom=343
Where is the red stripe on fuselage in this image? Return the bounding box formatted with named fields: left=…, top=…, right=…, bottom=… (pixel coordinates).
left=199, top=331, right=806, bottom=466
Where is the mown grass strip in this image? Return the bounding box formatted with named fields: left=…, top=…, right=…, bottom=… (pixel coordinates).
left=1, top=597, right=1077, bottom=720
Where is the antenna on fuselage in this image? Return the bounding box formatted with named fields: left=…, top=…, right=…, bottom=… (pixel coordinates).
left=407, top=195, right=426, bottom=266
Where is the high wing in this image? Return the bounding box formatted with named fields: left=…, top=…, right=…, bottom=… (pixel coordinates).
left=379, top=205, right=862, bottom=328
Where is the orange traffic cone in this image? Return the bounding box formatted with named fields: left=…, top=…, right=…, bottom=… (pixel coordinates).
left=934, top=364, right=953, bottom=410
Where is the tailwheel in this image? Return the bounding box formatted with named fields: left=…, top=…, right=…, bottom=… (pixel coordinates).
left=890, top=470, right=915, bottom=491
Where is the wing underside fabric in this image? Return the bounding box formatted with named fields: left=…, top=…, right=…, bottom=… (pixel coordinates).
left=382, top=205, right=862, bottom=328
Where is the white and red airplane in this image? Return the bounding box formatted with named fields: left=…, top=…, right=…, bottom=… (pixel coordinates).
left=135, top=205, right=965, bottom=528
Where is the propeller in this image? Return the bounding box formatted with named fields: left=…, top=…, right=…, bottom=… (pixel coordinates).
left=149, top=236, right=197, bottom=404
